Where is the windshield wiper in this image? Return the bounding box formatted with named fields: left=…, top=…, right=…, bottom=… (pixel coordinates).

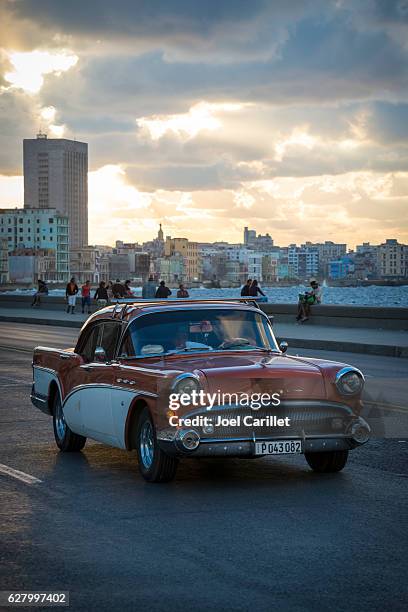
left=166, top=346, right=213, bottom=354
left=232, top=346, right=277, bottom=353
left=251, top=347, right=276, bottom=352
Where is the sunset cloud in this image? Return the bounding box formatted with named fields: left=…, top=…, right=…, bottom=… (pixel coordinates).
left=0, top=0, right=407, bottom=246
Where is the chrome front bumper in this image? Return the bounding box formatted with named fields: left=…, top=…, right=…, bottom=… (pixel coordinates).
left=156, top=400, right=370, bottom=457
left=158, top=435, right=363, bottom=457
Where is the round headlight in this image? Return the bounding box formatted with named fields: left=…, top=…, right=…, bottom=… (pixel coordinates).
left=335, top=368, right=364, bottom=396
left=172, top=374, right=201, bottom=397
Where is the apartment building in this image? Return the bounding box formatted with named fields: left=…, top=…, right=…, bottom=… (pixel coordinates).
left=24, top=134, right=88, bottom=249
left=0, top=238, right=9, bottom=283
left=0, top=208, right=69, bottom=282
left=165, top=237, right=201, bottom=282
left=378, top=239, right=407, bottom=278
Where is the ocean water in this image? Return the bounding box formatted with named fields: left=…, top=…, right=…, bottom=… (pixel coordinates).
left=4, top=284, right=408, bottom=307
left=187, top=285, right=408, bottom=307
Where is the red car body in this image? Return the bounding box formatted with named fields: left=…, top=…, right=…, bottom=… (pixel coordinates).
left=31, top=299, right=370, bottom=482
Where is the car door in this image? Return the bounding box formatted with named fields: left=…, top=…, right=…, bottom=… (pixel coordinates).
left=63, top=320, right=122, bottom=446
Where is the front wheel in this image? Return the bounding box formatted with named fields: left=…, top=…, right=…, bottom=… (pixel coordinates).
left=305, top=450, right=348, bottom=473
left=135, top=407, right=178, bottom=483
left=52, top=393, right=86, bottom=452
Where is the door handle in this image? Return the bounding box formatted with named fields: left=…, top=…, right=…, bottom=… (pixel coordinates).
left=80, top=365, right=93, bottom=372
left=59, top=353, right=72, bottom=360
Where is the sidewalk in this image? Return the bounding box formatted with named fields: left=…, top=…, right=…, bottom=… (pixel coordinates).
left=275, top=323, right=407, bottom=358
left=0, top=307, right=406, bottom=358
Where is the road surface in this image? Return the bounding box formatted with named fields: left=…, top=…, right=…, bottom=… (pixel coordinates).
left=0, top=323, right=407, bottom=612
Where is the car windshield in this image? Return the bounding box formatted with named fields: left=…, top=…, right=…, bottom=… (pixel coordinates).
left=121, top=308, right=278, bottom=358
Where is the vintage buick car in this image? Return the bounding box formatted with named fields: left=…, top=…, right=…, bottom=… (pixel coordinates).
left=31, top=299, right=370, bottom=482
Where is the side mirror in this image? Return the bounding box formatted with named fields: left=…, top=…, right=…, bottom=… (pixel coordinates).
left=94, top=346, right=107, bottom=362
left=279, top=341, right=288, bottom=354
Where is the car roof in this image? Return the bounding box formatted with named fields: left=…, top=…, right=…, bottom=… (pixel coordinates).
left=84, top=298, right=263, bottom=327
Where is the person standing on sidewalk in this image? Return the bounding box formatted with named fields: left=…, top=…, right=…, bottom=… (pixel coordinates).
left=142, top=275, right=157, bottom=299
left=66, top=277, right=79, bottom=314
left=94, top=281, right=109, bottom=309
left=81, top=280, right=92, bottom=314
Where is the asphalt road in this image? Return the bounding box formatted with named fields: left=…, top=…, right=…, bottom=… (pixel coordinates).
left=0, top=322, right=407, bottom=612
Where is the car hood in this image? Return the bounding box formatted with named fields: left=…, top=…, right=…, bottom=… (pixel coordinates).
left=163, top=352, right=327, bottom=400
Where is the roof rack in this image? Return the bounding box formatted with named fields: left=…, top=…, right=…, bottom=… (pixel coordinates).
left=112, top=297, right=262, bottom=310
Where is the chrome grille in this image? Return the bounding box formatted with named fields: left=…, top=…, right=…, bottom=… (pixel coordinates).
left=190, top=403, right=353, bottom=439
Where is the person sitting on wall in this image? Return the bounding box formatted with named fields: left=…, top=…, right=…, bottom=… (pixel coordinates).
left=31, top=279, right=48, bottom=307
left=124, top=280, right=134, bottom=297
left=177, top=284, right=189, bottom=298
left=112, top=279, right=126, bottom=299
left=296, top=279, right=322, bottom=323
left=155, top=280, right=172, bottom=298
left=241, top=278, right=252, bottom=296
left=249, top=279, right=266, bottom=298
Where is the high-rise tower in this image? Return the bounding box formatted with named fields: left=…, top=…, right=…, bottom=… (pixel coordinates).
left=23, top=134, right=88, bottom=248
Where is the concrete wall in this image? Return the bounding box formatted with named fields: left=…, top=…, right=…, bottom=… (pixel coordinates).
left=260, top=303, right=408, bottom=330
left=0, top=293, right=406, bottom=330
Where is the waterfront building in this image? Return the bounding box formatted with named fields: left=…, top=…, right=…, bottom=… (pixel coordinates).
left=247, top=252, right=264, bottom=281
left=302, top=241, right=347, bottom=278
left=378, top=239, right=407, bottom=279
left=352, top=243, right=380, bottom=279
left=288, top=244, right=319, bottom=280
left=157, top=253, right=184, bottom=283
left=69, top=246, right=104, bottom=283
left=133, top=252, right=151, bottom=281
left=165, top=236, right=201, bottom=281
left=0, top=238, right=9, bottom=283
left=244, top=227, right=273, bottom=251
left=142, top=225, right=165, bottom=260
left=24, top=134, right=88, bottom=248
left=328, top=256, right=355, bottom=280
left=262, top=254, right=279, bottom=283
left=108, top=253, right=131, bottom=280
left=8, top=247, right=59, bottom=283
left=0, top=207, right=69, bottom=282
left=201, top=252, right=227, bottom=282
left=243, top=227, right=256, bottom=247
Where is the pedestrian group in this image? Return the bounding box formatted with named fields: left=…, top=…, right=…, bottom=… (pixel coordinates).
left=31, top=275, right=322, bottom=323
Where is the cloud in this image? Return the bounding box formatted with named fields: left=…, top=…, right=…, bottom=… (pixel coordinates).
left=137, top=101, right=245, bottom=140
left=4, top=0, right=313, bottom=62
left=0, top=0, right=407, bottom=245
left=4, top=49, right=78, bottom=93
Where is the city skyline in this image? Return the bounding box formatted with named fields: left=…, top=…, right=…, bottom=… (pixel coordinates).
left=0, top=1, right=407, bottom=247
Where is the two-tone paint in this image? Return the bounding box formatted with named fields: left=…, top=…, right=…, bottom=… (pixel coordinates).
left=31, top=299, right=368, bottom=457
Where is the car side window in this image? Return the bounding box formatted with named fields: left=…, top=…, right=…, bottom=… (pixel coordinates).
left=99, top=322, right=122, bottom=361
left=79, top=324, right=103, bottom=363
left=119, top=329, right=136, bottom=358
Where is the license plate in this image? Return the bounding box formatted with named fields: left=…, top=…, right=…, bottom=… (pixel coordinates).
left=255, top=440, right=302, bottom=455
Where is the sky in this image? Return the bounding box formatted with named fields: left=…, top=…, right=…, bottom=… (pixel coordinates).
left=0, top=0, right=407, bottom=248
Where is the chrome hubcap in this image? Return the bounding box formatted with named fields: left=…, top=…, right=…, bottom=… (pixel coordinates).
left=140, top=421, right=154, bottom=469
left=55, top=398, right=66, bottom=440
